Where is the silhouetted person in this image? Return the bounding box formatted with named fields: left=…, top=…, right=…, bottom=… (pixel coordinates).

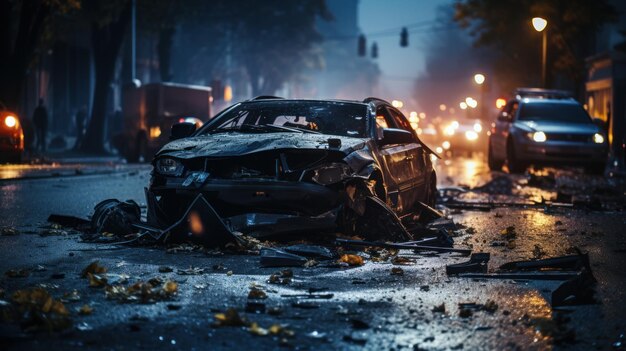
left=33, top=98, right=48, bottom=152
left=74, top=105, right=87, bottom=149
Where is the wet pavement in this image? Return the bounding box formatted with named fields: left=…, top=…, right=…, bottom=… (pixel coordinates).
left=1, top=155, right=625, bottom=350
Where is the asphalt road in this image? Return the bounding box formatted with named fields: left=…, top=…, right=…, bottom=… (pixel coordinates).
left=0, top=156, right=625, bottom=350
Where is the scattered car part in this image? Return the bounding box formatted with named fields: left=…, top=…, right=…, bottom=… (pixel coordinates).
left=400, top=229, right=453, bottom=248
left=280, top=293, right=334, bottom=299
left=259, top=248, right=308, bottom=267
left=499, top=252, right=591, bottom=272
left=456, top=272, right=580, bottom=280
left=335, top=238, right=471, bottom=256
left=551, top=268, right=597, bottom=306
left=446, top=253, right=490, bottom=275
left=91, top=199, right=141, bottom=235
left=414, top=201, right=444, bottom=223
left=284, top=244, right=334, bottom=259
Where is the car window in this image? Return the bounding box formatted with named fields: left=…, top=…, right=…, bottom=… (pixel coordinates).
left=518, top=102, right=592, bottom=123
left=375, top=106, right=395, bottom=138
left=387, top=107, right=414, bottom=133
left=201, top=101, right=368, bottom=137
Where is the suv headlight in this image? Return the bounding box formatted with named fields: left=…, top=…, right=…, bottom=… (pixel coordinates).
left=529, top=131, right=546, bottom=142
left=155, top=157, right=184, bottom=176
left=593, top=133, right=605, bottom=144
left=311, top=163, right=353, bottom=185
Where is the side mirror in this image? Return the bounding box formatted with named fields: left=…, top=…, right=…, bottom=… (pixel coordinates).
left=380, top=128, right=414, bottom=146
left=170, top=122, right=197, bottom=140
left=593, top=117, right=607, bottom=130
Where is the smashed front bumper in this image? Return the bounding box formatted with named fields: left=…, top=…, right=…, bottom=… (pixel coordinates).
left=146, top=175, right=344, bottom=242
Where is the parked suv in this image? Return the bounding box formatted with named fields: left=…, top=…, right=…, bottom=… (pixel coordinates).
left=488, top=88, right=607, bottom=174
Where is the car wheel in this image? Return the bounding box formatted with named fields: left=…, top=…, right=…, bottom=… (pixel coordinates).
left=487, top=140, right=503, bottom=171
left=506, top=139, right=526, bottom=174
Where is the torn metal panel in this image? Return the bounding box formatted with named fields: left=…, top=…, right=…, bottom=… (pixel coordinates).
left=259, top=248, right=309, bottom=267
left=551, top=268, right=597, bottom=306
left=284, top=244, right=334, bottom=259
left=335, top=238, right=472, bottom=256
left=499, top=253, right=592, bottom=272
left=456, top=272, right=580, bottom=280
left=446, top=253, right=490, bottom=275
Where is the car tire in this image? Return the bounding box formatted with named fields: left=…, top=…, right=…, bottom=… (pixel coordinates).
left=487, top=140, right=503, bottom=171
left=506, top=139, right=526, bottom=174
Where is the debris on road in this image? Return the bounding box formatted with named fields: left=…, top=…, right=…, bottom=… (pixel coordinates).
left=5, top=287, right=72, bottom=332
left=390, top=267, right=404, bottom=276
left=335, top=238, right=472, bottom=256
left=260, top=248, right=309, bottom=267
left=338, top=254, right=364, bottom=266
left=446, top=252, right=490, bottom=275
left=105, top=279, right=178, bottom=303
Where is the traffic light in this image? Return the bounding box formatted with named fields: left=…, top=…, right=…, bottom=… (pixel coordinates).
left=400, top=27, right=408, bottom=47
left=358, top=34, right=366, bottom=57
left=371, top=42, right=378, bottom=59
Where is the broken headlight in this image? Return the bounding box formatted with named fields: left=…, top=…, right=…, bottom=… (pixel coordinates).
left=311, top=162, right=353, bottom=185
left=155, top=157, right=184, bottom=176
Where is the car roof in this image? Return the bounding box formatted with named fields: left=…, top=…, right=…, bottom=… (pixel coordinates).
left=242, top=98, right=370, bottom=106
left=517, top=97, right=581, bottom=105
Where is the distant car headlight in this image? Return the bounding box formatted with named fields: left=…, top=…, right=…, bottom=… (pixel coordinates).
left=311, top=163, right=352, bottom=185
left=593, top=133, right=605, bottom=144
left=443, top=126, right=455, bottom=136
left=531, top=131, right=546, bottom=142
left=442, top=141, right=451, bottom=150
left=4, top=115, right=17, bottom=128
left=465, top=131, right=478, bottom=141
left=155, top=157, right=184, bottom=176
left=473, top=123, right=482, bottom=133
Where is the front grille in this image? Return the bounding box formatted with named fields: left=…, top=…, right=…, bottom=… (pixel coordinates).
left=545, top=133, right=591, bottom=143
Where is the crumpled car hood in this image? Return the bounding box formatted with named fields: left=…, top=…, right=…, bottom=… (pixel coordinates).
left=156, top=132, right=367, bottom=159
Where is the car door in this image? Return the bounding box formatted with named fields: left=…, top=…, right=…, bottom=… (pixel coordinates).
left=373, top=106, right=411, bottom=213
left=492, top=101, right=517, bottom=159
left=387, top=107, right=426, bottom=209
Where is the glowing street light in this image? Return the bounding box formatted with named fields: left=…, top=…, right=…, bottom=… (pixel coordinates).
left=465, top=97, right=478, bottom=108
left=495, top=98, right=506, bottom=109
left=439, top=104, right=447, bottom=111
left=459, top=102, right=468, bottom=110
left=473, top=73, right=486, bottom=119
left=532, top=17, right=547, bottom=32
left=391, top=100, right=404, bottom=108
left=473, top=73, right=485, bottom=85
left=532, top=17, right=548, bottom=87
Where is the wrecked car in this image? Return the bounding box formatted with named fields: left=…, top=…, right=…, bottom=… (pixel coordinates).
left=145, top=97, right=438, bottom=244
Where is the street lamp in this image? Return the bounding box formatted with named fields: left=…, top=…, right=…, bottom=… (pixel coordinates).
left=532, top=17, right=548, bottom=88
left=473, top=73, right=485, bottom=85
left=473, top=73, right=485, bottom=119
